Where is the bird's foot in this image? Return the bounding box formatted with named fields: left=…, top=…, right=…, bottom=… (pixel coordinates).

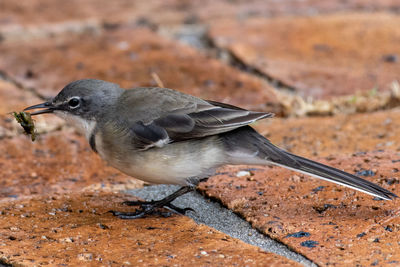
left=109, top=186, right=195, bottom=219
left=122, top=199, right=156, bottom=206
left=109, top=200, right=194, bottom=219
left=123, top=199, right=194, bottom=214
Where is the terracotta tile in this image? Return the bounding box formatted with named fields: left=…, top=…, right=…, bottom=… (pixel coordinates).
left=0, top=192, right=299, bottom=266
left=199, top=150, right=400, bottom=265
left=0, top=130, right=142, bottom=199
left=0, top=80, right=39, bottom=114
left=253, top=108, right=400, bottom=158
left=0, top=26, right=278, bottom=110
left=192, top=0, right=400, bottom=22
left=0, top=0, right=183, bottom=26
left=1, top=0, right=399, bottom=29
left=210, top=13, right=400, bottom=99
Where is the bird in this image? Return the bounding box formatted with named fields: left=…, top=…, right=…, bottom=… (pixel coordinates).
left=24, top=79, right=397, bottom=218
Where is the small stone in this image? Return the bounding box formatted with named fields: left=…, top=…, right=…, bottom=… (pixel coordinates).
left=356, top=169, right=376, bottom=177
left=384, top=226, right=393, bottom=232
left=371, top=259, right=379, bottom=266
left=236, top=171, right=251, bottom=177
left=382, top=54, right=398, bottom=63
left=291, top=175, right=301, bottom=182
left=285, top=231, right=310, bottom=238
left=97, top=223, right=109, bottom=230
left=311, top=186, right=325, bottom=193
left=357, top=232, right=366, bottom=238
left=59, top=237, right=74, bottom=243
left=300, top=240, right=319, bottom=248
left=117, top=41, right=129, bottom=50
left=77, top=253, right=93, bottom=261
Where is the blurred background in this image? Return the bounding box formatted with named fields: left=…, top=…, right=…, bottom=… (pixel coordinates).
left=1, top=0, right=399, bottom=118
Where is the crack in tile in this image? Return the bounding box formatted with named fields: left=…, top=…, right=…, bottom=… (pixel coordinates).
left=205, top=33, right=298, bottom=93
left=157, top=24, right=296, bottom=93
left=156, top=24, right=400, bottom=117
left=0, top=70, right=47, bottom=101
left=126, top=184, right=318, bottom=267
left=363, top=208, right=400, bottom=236
left=0, top=71, right=67, bottom=137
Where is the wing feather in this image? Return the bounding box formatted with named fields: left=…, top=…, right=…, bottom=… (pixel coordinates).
left=130, top=100, right=273, bottom=150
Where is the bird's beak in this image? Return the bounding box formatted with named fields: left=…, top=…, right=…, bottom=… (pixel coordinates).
left=23, top=102, right=54, bottom=116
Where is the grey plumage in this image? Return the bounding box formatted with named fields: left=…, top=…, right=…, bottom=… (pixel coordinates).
left=119, top=88, right=273, bottom=149
left=24, top=79, right=397, bottom=207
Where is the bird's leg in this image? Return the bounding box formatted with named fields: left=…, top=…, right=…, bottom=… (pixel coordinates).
left=122, top=186, right=194, bottom=207
left=110, top=186, right=195, bottom=219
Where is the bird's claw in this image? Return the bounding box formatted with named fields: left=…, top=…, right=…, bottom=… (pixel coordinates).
left=122, top=200, right=156, bottom=206
left=108, top=209, right=149, bottom=219
left=164, top=202, right=195, bottom=215
left=108, top=199, right=195, bottom=219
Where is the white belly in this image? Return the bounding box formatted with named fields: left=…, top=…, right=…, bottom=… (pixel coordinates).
left=95, top=134, right=226, bottom=185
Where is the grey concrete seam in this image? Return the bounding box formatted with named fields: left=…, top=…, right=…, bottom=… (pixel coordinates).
left=0, top=257, right=12, bottom=267
left=125, top=184, right=318, bottom=267
left=204, top=31, right=297, bottom=93
left=156, top=24, right=297, bottom=94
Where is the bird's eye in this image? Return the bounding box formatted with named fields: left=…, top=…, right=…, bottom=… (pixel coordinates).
left=68, top=97, right=80, bottom=108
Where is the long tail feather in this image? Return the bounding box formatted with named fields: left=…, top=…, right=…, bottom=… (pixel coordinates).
left=265, top=144, right=398, bottom=200
left=223, top=126, right=398, bottom=200
left=271, top=150, right=397, bottom=200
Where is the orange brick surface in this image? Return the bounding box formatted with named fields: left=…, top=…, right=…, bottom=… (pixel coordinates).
left=1, top=0, right=400, bottom=265
left=210, top=13, right=400, bottom=99
left=0, top=192, right=298, bottom=266
left=200, top=150, right=400, bottom=265
left=0, top=27, right=278, bottom=109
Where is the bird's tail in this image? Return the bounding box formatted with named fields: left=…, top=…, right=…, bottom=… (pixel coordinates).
left=268, top=150, right=397, bottom=200
left=223, top=126, right=398, bottom=200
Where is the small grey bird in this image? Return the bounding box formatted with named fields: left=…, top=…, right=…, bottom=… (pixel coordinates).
left=25, top=79, right=397, bottom=218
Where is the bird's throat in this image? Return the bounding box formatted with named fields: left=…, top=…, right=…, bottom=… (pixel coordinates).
left=54, top=111, right=97, bottom=140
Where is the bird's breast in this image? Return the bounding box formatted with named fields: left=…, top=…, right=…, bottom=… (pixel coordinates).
left=94, top=132, right=227, bottom=185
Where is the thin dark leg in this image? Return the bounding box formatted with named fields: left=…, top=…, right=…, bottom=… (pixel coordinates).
left=109, top=186, right=195, bottom=219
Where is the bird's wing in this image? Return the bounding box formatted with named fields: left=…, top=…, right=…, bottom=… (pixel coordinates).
left=130, top=100, right=273, bottom=150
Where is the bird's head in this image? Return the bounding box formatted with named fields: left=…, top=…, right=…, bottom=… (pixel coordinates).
left=24, top=79, right=124, bottom=138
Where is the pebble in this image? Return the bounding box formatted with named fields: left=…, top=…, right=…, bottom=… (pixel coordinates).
left=236, top=171, right=251, bottom=177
